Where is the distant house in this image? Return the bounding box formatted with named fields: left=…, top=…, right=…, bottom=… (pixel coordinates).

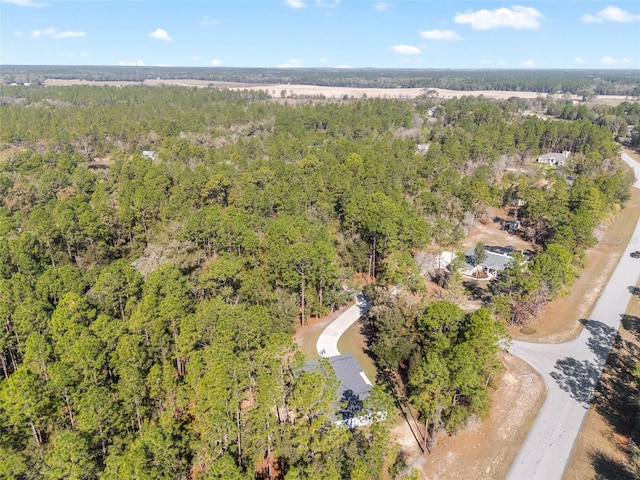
left=416, top=143, right=430, bottom=154
left=303, top=354, right=383, bottom=428
left=460, top=245, right=517, bottom=279
left=141, top=150, right=157, bottom=160
left=536, top=151, right=569, bottom=167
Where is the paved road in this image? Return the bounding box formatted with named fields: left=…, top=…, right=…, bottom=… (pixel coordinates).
left=316, top=294, right=369, bottom=357
left=507, top=152, right=640, bottom=480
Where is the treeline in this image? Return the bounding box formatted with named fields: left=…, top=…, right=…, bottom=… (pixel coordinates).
left=547, top=100, right=640, bottom=147
left=0, top=85, right=633, bottom=478
left=3, top=65, right=640, bottom=96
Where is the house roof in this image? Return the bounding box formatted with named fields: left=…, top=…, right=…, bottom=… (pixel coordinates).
left=464, top=245, right=515, bottom=272
left=537, top=152, right=566, bottom=162
left=304, top=354, right=372, bottom=401
left=303, top=354, right=373, bottom=421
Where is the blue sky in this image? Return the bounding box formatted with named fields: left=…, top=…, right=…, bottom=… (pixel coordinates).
left=1, top=0, right=639, bottom=69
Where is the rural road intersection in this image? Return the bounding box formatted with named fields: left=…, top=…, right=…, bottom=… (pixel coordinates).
left=315, top=152, right=640, bottom=479
left=507, top=151, right=640, bottom=479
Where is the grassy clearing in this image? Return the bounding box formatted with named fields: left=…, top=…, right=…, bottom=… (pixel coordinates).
left=336, top=320, right=378, bottom=384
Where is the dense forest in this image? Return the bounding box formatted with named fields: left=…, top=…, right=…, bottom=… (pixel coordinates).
left=0, top=83, right=635, bottom=479
left=2, top=65, right=640, bottom=96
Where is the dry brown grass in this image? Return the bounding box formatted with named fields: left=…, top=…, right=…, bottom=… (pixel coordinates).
left=392, top=353, right=546, bottom=480
left=510, top=178, right=640, bottom=343
left=564, top=278, right=640, bottom=480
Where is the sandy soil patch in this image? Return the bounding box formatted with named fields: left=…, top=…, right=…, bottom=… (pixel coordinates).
left=462, top=210, right=532, bottom=252
left=392, top=353, right=546, bottom=479
left=294, top=303, right=353, bottom=360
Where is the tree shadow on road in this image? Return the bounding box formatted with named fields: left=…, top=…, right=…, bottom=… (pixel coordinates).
left=550, top=357, right=600, bottom=408
left=551, top=319, right=619, bottom=408
left=580, top=319, right=618, bottom=366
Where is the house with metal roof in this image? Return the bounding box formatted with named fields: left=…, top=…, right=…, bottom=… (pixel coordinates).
left=303, top=354, right=382, bottom=428
left=460, top=245, right=516, bottom=279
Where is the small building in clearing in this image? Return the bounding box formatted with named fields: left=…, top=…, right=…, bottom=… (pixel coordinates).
left=536, top=151, right=569, bottom=167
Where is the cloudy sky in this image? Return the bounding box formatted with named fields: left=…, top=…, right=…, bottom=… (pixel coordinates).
left=1, top=0, right=639, bottom=69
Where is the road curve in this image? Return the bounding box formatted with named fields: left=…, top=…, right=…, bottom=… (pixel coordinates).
left=506, top=152, right=640, bottom=480
left=316, top=294, right=369, bottom=357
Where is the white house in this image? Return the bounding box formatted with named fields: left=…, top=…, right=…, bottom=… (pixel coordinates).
left=460, top=245, right=517, bottom=279
left=536, top=151, right=569, bottom=167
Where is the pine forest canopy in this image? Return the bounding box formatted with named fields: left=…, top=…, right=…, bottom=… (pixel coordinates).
left=0, top=81, right=636, bottom=479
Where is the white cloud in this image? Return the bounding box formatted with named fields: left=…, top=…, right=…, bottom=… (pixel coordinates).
left=149, top=28, right=172, bottom=41
left=582, top=6, right=640, bottom=23
left=285, top=0, right=305, bottom=8
left=53, top=31, right=85, bottom=39
left=31, top=28, right=85, bottom=39
left=375, top=2, right=390, bottom=11
left=200, top=17, right=220, bottom=26
left=599, top=6, right=640, bottom=22
left=319, top=57, right=329, bottom=63
left=454, top=6, right=542, bottom=30
left=1, top=0, right=47, bottom=7
left=392, top=44, right=421, bottom=54
left=118, top=60, right=145, bottom=66
left=32, top=27, right=55, bottom=38
left=601, top=56, right=632, bottom=64
left=276, top=58, right=304, bottom=68
left=316, top=0, right=340, bottom=7
left=211, top=58, right=223, bottom=66
left=335, top=65, right=350, bottom=68
left=581, top=14, right=602, bottom=24
left=499, top=60, right=507, bottom=66
left=479, top=59, right=491, bottom=65
left=521, top=59, right=535, bottom=67
left=575, top=56, right=584, bottom=64
left=419, top=29, right=462, bottom=40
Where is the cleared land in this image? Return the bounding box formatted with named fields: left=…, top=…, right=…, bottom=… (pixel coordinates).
left=43, top=78, right=633, bottom=105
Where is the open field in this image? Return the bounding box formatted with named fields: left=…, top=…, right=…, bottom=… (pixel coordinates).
left=42, top=78, right=635, bottom=105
